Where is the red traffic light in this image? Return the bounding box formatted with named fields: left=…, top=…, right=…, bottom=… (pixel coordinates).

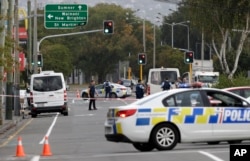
left=138, top=53, right=146, bottom=65
left=103, top=20, right=114, bottom=34
left=184, top=51, right=194, bottom=64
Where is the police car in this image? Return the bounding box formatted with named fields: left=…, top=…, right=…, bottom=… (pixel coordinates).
left=81, top=83, right=131, bottom=99
left=104, top=88, right=250, bottom=151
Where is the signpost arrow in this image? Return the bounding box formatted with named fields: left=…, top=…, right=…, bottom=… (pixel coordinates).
left=47, top=14, right=53, bottom=19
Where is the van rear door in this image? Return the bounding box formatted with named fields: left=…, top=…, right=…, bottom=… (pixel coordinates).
left=32, top=75, right=65, bottom=107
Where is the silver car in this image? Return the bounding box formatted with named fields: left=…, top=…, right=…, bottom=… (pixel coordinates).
left=81, top=83, right=131, bottom=98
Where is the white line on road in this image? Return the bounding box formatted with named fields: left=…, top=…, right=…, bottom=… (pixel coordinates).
left=39, top=113, right=59, bottom=144
left=199, top=151, right=225, bottom=161
left=31, top=156, right=40, bottom=161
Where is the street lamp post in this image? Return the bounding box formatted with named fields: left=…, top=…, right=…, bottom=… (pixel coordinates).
left=161, top=21, right=189, bottom=49
left=126, top=10, right=146, bottom=80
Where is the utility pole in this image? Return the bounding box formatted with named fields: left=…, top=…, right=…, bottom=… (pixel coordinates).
left=0, top=0, right=8, bottom=124
left=27, top=0, right=32, bottom=76
left=13, top=0, right=20, bottom=116
left=6, top=0, right=14, bottom=120
left=33, top=0, right=38, bottom=74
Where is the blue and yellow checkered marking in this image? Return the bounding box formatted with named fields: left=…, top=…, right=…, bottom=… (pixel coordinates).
left=135, top=107, right=221, bottom=126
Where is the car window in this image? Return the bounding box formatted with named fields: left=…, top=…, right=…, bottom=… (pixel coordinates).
left=163, top=91, right=203, bottom=107
left=95, top=84, right=103, bottom=90
left=206, top=90, right=245, bottom=107
left=243, top=89, right=250, bottom=98
left=229, top=89, right=241, bottom=96
left=33, top=76, right=62, bottom=92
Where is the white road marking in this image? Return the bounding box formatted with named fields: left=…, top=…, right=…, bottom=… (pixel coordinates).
left=30, top=156, right=40, bottom=161
left=39, top=113, right=59, bottom=144
left=199, top=151, right=225, bottom=161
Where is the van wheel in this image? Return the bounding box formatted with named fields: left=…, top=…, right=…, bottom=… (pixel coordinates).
left=31, top=114, right=37, bottom=118
left=132, top=143, right=155, bottom=152
left=63, top=112, right=68, bottom=116
left=151, top=124, right=178, bottom=151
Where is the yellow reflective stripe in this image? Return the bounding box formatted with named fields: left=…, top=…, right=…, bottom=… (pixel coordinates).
left=153, top=108, right=167, bottom=113
left=116, top=123, right=122, bottom=133
left=152, top=117, right=166, bottom=125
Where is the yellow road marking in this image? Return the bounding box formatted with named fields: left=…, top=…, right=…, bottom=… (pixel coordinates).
left=0, top=118, right=33, bottom=148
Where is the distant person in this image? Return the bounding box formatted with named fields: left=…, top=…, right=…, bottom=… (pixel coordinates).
left=161, top=77, right=171, bottom=91
left=103, top=80, right=111, bottom=98
left=88, top=80, right=98, bottom=110
left=175, top=77, right=183, bottom=88
left=136, top=79, right=144, bottom=99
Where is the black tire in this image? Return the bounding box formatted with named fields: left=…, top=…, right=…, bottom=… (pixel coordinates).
left=63, top=111, right=68, bottom=116
left=228, top=140, right=242, bottom=144
left=151, top=124, right=178, bottom=151
left=110, top=93, right=117, bottom=98
left=132, top=143, right=155, bottom=152
left=207, top=141, right=220, bottom=145
left=31, top=114, right=37, bottom=118
left=82, top=93, right=88, bottom=98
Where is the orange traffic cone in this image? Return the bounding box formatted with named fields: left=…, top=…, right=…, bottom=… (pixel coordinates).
left=76, top=89, right=80, bottom=98
left=16, top=136, right=25, bottom=157
left=41, top=136, right=52, bottom=156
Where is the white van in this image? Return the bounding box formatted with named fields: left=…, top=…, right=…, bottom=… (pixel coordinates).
left=29, top=71, right=68, bottom=117
left=147, top=68, right=180, bottom=94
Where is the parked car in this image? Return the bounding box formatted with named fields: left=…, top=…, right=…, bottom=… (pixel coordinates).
left=81, top=83, right=131, bottom=99
left=105, top=88, right=250, bottom=152
left=223, top=86, right=250, bottom=101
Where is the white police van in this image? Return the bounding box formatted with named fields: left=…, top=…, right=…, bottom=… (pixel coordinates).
left=147, top=67, right=180, bottom=94
left=29, top=71, right=68, bottom=118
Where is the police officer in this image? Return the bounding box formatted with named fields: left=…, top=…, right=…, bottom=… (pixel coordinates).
left=88, top=80, right=98, bottom=110
left=136, top=79, right=144, bottom=99
left=103, top=80, right=111, bottom=98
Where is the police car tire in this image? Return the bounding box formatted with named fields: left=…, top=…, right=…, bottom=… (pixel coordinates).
left=132, top=143, right=155, bottom=152
left=110, top=93, right=117, bottom=98
left=151, top=124, right=178, bottom=151
left=82, top=93, right=88, bottom=98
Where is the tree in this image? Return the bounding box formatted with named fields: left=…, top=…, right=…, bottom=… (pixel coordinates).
left=41, top=44, right=72, bottom=77
left=183, top=0, right=250, bottom=79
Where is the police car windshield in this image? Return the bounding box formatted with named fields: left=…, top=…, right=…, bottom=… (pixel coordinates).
left=33, top=76, right=63, bottom=92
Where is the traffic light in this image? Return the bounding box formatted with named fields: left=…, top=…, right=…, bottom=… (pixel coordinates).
left=37, top=54, right=43, bottom=67
left=103, top=20, right=114, bottom=34
left=184, top=51, right=194, bottom=64
left=138, top=53, right=146, bottom=65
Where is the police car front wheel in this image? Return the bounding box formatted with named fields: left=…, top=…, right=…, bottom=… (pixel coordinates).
left=151, top=123, right=179, bottom=151
left=132, top=143, right=155, bottom=152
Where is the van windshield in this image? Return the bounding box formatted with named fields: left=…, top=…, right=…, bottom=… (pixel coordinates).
left=151, top=71, right=178, bottom=85
left=33, top=76, right=63, bottom=92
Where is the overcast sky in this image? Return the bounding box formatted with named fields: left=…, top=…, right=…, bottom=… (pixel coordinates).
left=19, top=0, right=178, bottom=23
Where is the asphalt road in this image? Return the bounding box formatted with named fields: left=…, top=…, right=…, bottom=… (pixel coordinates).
left=0, top=91, right=242, bottom=161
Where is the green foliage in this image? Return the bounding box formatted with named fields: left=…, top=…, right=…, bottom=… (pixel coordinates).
left=214, top=73, right=250, bottom=89
left=41, top=44, right=73, bottom=77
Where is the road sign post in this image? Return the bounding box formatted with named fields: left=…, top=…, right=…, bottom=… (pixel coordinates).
left=44, top=4, right=88, bottom=29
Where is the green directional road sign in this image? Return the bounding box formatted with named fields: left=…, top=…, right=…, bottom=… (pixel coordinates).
left=44, top=4, right=88, bottom=29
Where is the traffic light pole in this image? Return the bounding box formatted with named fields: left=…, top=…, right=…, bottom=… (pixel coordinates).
left=36, top=29, right=103, bottom=72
